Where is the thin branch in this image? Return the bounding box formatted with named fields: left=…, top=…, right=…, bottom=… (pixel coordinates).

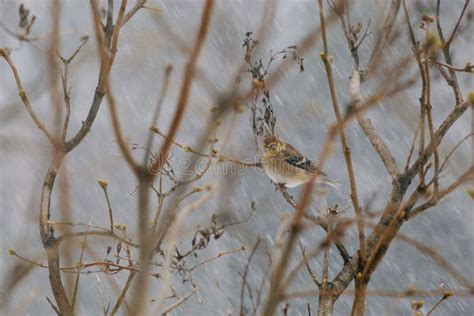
left=422, top=52, right=440, bottom=195
left=150, top=127, right=260, bottom=167
left=149, top=0, right=215, bottom=173
left=319, top=0, right=365, bottom=279
left=71, top=233, right=88, bottom=311
left=110, top=272, right=136, bottom=315
left=0, top=49, right=56, bottom=145
left=396, top=233, right=474, bottom=291
left=122, top=0, right=148, bottom=26
left=366, top=0, right=401, bottom=71
left=145, top=65, right=173, bottom=158
left=445, top=0, right=471, bottom=48
left=407, top=166, right=474, bottom=218
left=240, top=239, right=261, bottom=316
left=351, top=70, right=399, bottom=179
left=436, top=0, right=463, bottom=104
left=404, top=118, right=420, bottom=172
left=426, top=292, right=454, bottom=316
left=98, top=181, right=115, bottom=233
left=63, top=0, right=116, bottom=153
left=57, top=230, right=140, bottom=249
left=440, top=133, right=474, bottom=172
left=282, top=288, right=469, bottom=300
left=46, top=297, right=60, bottom=315
left=154, top=185, right=216, bottom=313
left=299, top=242, right=321, bottom=288
left=161, top=287, right=198, bottom=315
left=430, top=59, right=474, bottom=73
left=189, top=246, right=245, bottom=271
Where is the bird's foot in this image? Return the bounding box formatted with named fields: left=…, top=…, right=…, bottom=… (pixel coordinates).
left=273, top=182, right=286, bottom=191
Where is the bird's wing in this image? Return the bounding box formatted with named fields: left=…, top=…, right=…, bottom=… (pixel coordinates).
left=281, top=143, right=327, bottom=176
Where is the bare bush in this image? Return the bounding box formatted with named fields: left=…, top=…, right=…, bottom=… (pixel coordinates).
left=1, top=1, right=473, bottom=315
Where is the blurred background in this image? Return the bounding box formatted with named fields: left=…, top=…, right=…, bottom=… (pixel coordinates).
left=1, top=0, right=473, bottom=315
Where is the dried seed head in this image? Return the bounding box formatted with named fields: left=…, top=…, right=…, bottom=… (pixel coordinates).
left=252, top=78, right=263, bottom=87
left=98, top=179, right=108, bottom=189
left=467, top=91, right=474, bottom=103
left=421, top=14, right=436, bottom=24
left=442, top=290, right=454, bottom=300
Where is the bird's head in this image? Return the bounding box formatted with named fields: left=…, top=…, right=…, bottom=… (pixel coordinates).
left=263, top=135, right=285, bottom=156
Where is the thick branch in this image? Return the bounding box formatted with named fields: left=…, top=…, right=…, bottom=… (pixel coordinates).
left=331, top=101, right=472, bottom=301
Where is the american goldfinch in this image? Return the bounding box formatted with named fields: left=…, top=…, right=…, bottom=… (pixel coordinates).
left=262, top=135, right=340, bottom=188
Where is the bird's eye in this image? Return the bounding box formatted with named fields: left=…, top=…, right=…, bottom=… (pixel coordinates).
left=269, top=145, right=278, bottom=155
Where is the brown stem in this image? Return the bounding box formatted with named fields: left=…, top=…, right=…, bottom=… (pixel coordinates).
left=436, top=0, right=464, bottom=104
left=110, top=271, right=136, bottom=315
left=0, top=50, right=56, bottom=145
left=330, top=101, right=471, bottom=303
left=318, top=0, right=365, bottom=283
left=39, top=154, right=73, bottom=315
left=150, top=0, right=215, bottom=173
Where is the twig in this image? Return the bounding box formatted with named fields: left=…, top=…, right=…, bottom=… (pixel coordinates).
left=440, top=133, right=474, bottom=172
left=407, top=166, right=474, bottom=218
left=429, top=59, right=474, bottom=73
left=189, top=246, right=246, bottom=271
left=282, top=288, right=469, bottom=300
left=422, top=50, right=440, bottom=195
left=122, top=0, right=148, bottom=26
left=404, top=118, right=420, bottom=171
left=71, top=233, right=88, bottom=311
left=98, top=180, right=115, bottom=233
left=436, top=0, right=463, bottom=104
left=395, top=233, right=474, bottom=291
left=298, top=242, right=321, bottom=288
left=110, top=272, right=136, bottom=315
left=154, top=184, right=216, bottom=313
left=150, top=0, right=215, bottom=173
left=240, top=239, right=261, bottom=316
left=145, top=65, right=173, bottom=158
left=444, top=0, right=471, bottom=48
left=57, top=230, right=140, bottom=249
left=318, top=0, right=365, bottom=273
left=0, top=49, right=56, bottom=145
left=366, top=0, right=401, bottom=71
left=426, top=291, right=454, bottom=316
left=63, top=0, right=116, bottom=153
left=351, top=70, right=399, bottom=179
left=150, top=127, right=260, bottom=167
left=161, top=287, right=198, bottom=315
left=321, top=227, right=330, bottom=289
left=95, top=275, right=108, bottom=316
left=46, top=297, right=60, bottom=315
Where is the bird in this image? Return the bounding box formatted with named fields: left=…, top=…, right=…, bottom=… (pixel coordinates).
left=261, top=135, right=340, bottom=189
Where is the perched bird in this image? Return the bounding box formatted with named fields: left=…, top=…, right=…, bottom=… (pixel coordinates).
left=262, top=135, right=340, bottom=189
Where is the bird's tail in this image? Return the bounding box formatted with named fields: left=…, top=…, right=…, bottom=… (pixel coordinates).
left=318, top=176, right=341, bottom=189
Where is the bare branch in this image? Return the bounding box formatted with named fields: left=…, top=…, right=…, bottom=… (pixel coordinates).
left=0, top=49, right=56, bottom=145
left=367, top=0, right=401, bottom=71
left=318, top=0, right=366, bottom=269
left=150, top=0, right=215, bottom=173
left=350, top=70, right=399, bottom=179
left=122, top=0, right=148, bottom=26
left=161, top=287, right=198, bottom=315
left=298, top=242, right=321, bottom=288
left=436, top=0, right=464, bottom=104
